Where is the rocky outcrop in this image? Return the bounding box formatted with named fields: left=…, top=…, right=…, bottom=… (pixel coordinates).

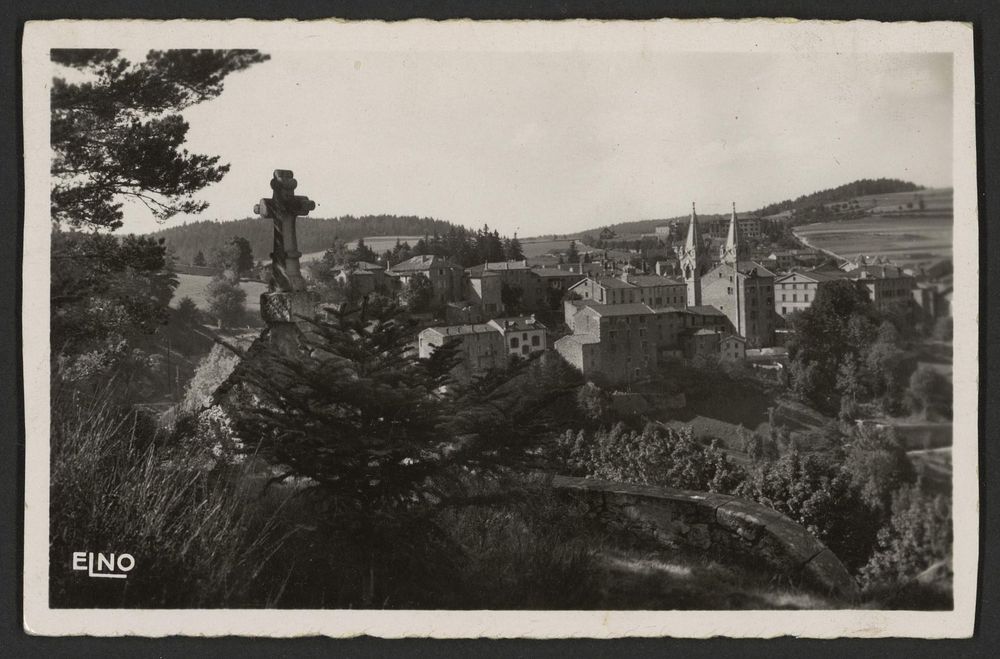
left=550, top=475, right=860, bottom=601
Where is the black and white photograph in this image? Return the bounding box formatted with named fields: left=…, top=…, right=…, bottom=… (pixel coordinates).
left=20, top=19, right=978, bottom=638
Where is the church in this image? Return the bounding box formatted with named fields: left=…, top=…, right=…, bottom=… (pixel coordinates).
left=680, top=202, right=776, bottom=348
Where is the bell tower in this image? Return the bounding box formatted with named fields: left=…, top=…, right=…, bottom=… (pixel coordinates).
left=680, top=202, right=706, bottom=306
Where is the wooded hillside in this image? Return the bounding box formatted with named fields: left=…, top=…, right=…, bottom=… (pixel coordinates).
left=148, top=214, right=458, bottom=264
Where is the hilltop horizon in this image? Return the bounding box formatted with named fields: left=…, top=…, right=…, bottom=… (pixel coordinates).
left=145, top=177, right=948, bottom=262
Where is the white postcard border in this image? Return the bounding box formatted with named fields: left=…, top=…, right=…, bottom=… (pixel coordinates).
left=21, top=18, right=979, bottom=638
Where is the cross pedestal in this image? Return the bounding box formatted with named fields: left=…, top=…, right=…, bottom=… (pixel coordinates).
left=254, top=169, right=319, bottom=352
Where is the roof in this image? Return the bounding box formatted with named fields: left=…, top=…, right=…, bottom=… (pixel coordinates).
left=686, top=305, right=726, bottom=317
left=532, top=268, right=585, bottom=279
left=722, top=334, right=747, bottom=343
left=849, top=264, right=911, bottom=280
left=391, top=254, right=461, bottom=272
left=693, top=328, right=721, bottom=336
left=485, top=260, right=530, bottom=271
left=422, top=323, right=495, bottom=337
left=583, top=303, right=655, bottom=317
left=354, top=261, right=385, bottom=271
left=736, top=260, right=775, bottom=277
left=555, top=333, right=600, bottom=346
left=466, top=265, right=500, bottom=278
left=775, top=268, right=850, bottom=284
left=594, top=276, right=634, bottom=289
left=489, top=316, right=547, bottom=332
left=628, top=274, right=684, bottom=287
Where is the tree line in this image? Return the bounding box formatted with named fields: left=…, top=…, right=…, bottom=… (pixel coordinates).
left=149, top=214, right=463, bottom=265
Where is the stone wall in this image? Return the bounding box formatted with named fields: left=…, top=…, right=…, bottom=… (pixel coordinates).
left=550, top=474, right=860, bottom=601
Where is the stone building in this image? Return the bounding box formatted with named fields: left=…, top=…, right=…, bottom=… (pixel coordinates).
left=555, top=302, right=732, bottom=385
left=488, top=316, right=548, bottom=358
left=417, top=314, right=546, bottom=380
left=720, top=334, right=747, bottom=361
left=389, top=254, right=464, bottom=306
left=331, top=260, right=389, bottom=298
left=774, top=264, right=915, bottom=317
left=555, top=303, right=658, bottom=385
left=690, top=204, right=776, bottom=347
left=567, top=272, right=686, bottom=309
left=464, top=268, right=503, bottom=317
left=530, top=268, right=586, bottom=310
left=773, top=268, right=850, bottom=318
left=418, top=323, right=503, bottom=380
left=851, top=264, right=916, bottom=312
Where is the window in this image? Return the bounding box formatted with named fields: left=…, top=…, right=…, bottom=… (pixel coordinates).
left=522, top=332, right=528, bottom=340
left=782, top=307, right=787, bottom=315
left=531, top=335, right=540, bottom=347
left=804, top=294, right=809, bottom=302
left=727, top=287, right=732, bottom=295
left=522, top=345, right=530, bottom=355
left=510, top=337, right=519, bottom=348
left=781, top=294, right=786, bottom=301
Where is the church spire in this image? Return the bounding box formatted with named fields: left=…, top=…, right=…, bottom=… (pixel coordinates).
left=681, top=201, right=705, bottom=306
left=684, top=202, right=701, bottom=254
left=723, top=201, right=748, bottom=265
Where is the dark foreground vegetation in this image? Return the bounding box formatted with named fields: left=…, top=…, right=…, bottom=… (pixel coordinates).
left=50, top=289, right=952, bottom=610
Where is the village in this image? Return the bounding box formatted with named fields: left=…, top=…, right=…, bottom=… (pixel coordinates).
left=308, top=203, right=952, bottom=389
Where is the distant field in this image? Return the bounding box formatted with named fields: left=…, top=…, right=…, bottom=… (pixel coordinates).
left=172, top=273, right=269, bottom=313
left=519, top=238, right=575, bottom=257
left=795, top=214, right=952, bottom=266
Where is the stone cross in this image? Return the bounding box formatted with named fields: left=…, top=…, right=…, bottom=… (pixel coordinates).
left=254, top=169, right=316, bottom=293
left=254, top=170, right=318, bottom=338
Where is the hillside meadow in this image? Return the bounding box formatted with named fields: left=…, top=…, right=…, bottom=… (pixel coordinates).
left=795, top=214, right=952, bottom=266
left=172, top=273, right=269, bottom=313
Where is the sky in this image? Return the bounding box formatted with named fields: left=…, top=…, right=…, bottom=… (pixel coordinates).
left=109, top=50, right=952, bottom=236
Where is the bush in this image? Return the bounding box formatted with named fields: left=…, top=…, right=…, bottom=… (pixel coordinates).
left=906, top=365, right=952, bottom=420
left=735, top=450, right=880, bottom=571
left=205, top=273, right=247, bottom=328
left=560, top=422, right=745, bottom=494
left=932, top=316, right=953, bottom=342
left=861, top=486, right=952, bottom=590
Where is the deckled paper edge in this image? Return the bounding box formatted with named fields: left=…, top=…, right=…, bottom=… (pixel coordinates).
left=21, top=17, right=978, bottom=639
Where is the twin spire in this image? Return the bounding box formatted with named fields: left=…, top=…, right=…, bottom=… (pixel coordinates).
left=684, top=201, right=744, bottom=264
